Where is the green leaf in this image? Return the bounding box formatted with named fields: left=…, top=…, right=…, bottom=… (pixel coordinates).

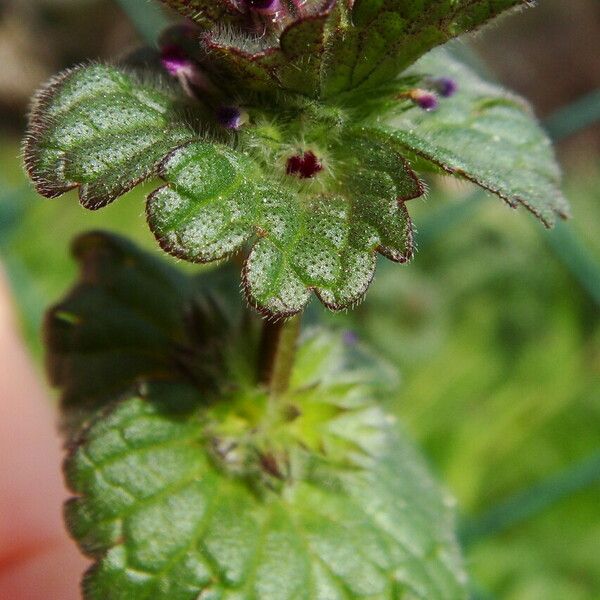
left=159, top=1, right=346, bottom=98
left=45, top=231, right=229, bottom=431
left=159, top=1, right=524, bottom=100
left=147, top=129, right=421, bottom=316
left=65, top=333, right=467, bottom=600
left=322, top=0, right=525, bottom=96
left=381, top=49, right=570, bottom=227
left=24, top=64, right=193, bottom=209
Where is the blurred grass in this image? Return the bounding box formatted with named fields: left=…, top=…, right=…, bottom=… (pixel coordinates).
left=460, top=450, right=600, bottom=546
left=544, top=90, right=600, bottom=141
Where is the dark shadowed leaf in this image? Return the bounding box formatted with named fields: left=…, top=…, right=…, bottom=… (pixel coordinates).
left=159, top=0, right=246, bottom=28
left=202, top=2, right=343, bottom=97
left=45, top=231, right=229, bottom=432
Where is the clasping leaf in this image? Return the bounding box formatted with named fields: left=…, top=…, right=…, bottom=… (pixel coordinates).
left=57, top=304, right=467, bottom=599
left=46, top=234, right=467, bottom=598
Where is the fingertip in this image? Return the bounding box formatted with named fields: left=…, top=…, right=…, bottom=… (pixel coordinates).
left=0, top=538, right=89, bottom=600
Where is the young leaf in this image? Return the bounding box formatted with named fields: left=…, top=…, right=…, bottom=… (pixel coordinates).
left=147, top=131, right=420, bottom=316
left=159, top=0, right=525, bottom=100
left=45, top=231, right=229, bottom=432
left=65, top=335, right=467, bottom=600
left=381, top=49, right=570, bottom=227
left=24, top=64, right=193, bottom=209
left=202, top=3, right=342, bottom=97
left=322, top=0, right=526, bottom=96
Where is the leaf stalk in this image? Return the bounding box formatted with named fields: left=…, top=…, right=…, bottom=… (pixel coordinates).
left=259, top=315, right=301, bottom=397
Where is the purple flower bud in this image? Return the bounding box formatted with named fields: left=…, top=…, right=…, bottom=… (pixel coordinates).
left=246, top=0, right=280, bottom=13
left=160, top=44, right=216, bottom=98
left=286, top=150, right=323, bottom=179
left=160, top=45, right=193, bottom=77
left=216, top=106, right=248, bottom=130
left=429, top=76, right=458, bottom=98
left=408, top=89, right=439, bottom=111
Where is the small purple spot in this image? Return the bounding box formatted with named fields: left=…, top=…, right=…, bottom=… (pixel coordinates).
left=299, top=151, right=322, bottom=178
left=216, top=106, right=246, bottom=130
left=343, top=330, right=359, bottom=345
left=286, top=150, right=323, bottom=179
left=430, top=76, right=458, bottom=98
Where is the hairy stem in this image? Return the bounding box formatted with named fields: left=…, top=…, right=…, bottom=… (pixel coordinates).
left=259, top=315, right=301, bottom=397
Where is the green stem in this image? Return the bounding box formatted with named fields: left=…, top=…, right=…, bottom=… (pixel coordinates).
left=544, top=89, right=600, bottom=141
left=259, top=316, right=301, bottom=397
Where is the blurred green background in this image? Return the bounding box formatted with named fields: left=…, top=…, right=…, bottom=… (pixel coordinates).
left=1, top=1, right=598, bottom=598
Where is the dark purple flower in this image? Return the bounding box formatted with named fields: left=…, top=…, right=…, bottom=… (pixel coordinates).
left=286, top=150, right=323, bottom=178
left=286, top=154, right=303, bottom=175
left=429, top=76, right=458, bottom=98
left=216, top=106, right=247, bottom=130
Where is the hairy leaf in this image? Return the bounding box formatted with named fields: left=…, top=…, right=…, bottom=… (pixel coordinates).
left=24, top=7, right=569, bottom=320
left=24, top=64, right=193, bottom=209
left=382, top=49, right=570, bottom=227
left=45, top=231, right=229, bottom=432
left=203, top=3, right=342, bottom=97
left=160, top=1, right=524, bottom=99
left=65, top=334, right=467, bottom=600
left=322, top=0, right=526, bottom=96
left=147, top=129, right=421, bottom=316
left=159, top=0, right=244, bottom=29
left=159, top=1, right=345, bottom=98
